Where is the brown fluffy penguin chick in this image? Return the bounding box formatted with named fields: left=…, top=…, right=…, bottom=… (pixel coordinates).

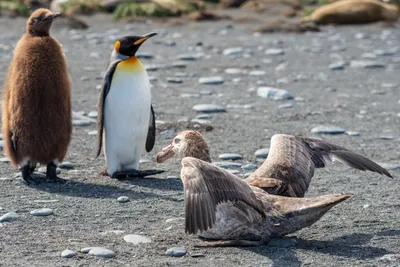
left=1, top=8, right=72, bottom=185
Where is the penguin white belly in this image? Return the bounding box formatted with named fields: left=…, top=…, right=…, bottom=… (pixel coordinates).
left=103, top=60, right=151, bottom=174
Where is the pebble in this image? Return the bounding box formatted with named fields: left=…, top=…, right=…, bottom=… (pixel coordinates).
left=0, top=212, right=20, bottom=222
left=225, top=68, right=244, bottom=75
left=61, top=249, right=76, bottom=258
left=350, top=60, right=385, bottom=69
left=88, top=111, right=98, bottom=118
left=214, top=162, right=242, bottom=169
left=378, top=163, right=400, bottom=171
left=136, top=52, right=153, bottom=59
left=198, top=76, right=224, bottom=85
left=278, top=103, right=293, bottom=109
left=379, top=136, right=394, bottom=140
left=311, top=126, right=345, bottom=135
left=59, top=162, right=73, bottom=169
left=195, top=114, right=211, bottom=120
left=255, top=148, right=269, bottom=158
left=218, top=153, right=243, bottom=160
left=265, top=48, right=284, bottom=56
left=374, top=49, right=396, bottom=56
left=345, top=131, right=360, bottom=136
left=257, top=87, right=293, bottom=101
left=378, top=254, right=400, bottom=263
left=172, top=61, right=187, bottom=68
left=165, top=217, right=184, bottom=223
left=166, top=247, right=187, bottom=257
left=329, top=62, right=345, bottom=70
left=167, top=77, right=183, bottom=83
left=30, top=208, right=53, bottom=216
left=124, top=234, right=152, bottom=245
left=0, top=157, right=10, bottom=163
left=192, top=104, right=226, bottom=113
left=72, top=120, right=91, bottom=127
left=88, top=130, right=98, bottom=135
left=241, top=164, right=258, bottom=170
left=191, top=119, right=211, bottom=125
left=249, top=70, right=266, bottom=76
left=88, top=247, right=116, bottom=258
left=177, top=54, right=197, bottom=61
left=223, top=47, right=244, bottom=56
left=117, top=196, right=130, bottom=203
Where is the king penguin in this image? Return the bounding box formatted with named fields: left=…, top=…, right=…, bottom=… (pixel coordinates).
left=1, top=8, right=72, bottom=184
left=95, top=33, right=163, bottom=179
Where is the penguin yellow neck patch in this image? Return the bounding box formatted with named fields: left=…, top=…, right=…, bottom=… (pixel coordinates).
left=117, top=56, right=145, bottom=73
left=114, top=41, right=121, bottom=53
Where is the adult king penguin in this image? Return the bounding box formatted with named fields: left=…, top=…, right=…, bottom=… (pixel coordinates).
left=1, top=9, right=72, bottom=184
left=95, top=33, right=163, bottom=179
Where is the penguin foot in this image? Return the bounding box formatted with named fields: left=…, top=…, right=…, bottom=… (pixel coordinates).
left=22, top=165, right=41, bottom=185
left=45, top=162, right=66, bottom=184
left=111, top=169, right=165, bottom=179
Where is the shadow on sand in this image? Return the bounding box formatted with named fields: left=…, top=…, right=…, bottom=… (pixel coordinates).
left=27, top=173, right=183, bottom=202
left=244, top=231, right=395, bottom=266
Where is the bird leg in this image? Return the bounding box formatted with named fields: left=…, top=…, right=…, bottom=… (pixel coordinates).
left=21, top=164, right=41, bottom=185
left=111, top=169, right=165, bottom=179
left=45, top=162, right=66, bottom=183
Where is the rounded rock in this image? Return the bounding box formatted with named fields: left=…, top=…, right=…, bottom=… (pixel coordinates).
left=61, top=249, right=76, bottom=258
left=0, top=212, right=20, bottom=222
left=88, top=247, right=116, bottom=258
left=218, top=153, right=243, bottom=160
left=198, top=76, right=224, bottom=85
left=255, top=148, right=269, bottom=158
left=192, top=104, right=226, bottom=113
left=117, top=196, right=130, bottom=203
left=30, top=208, right=53, bottom=216
left=166, top=247, right=187, bottom=257
left=311, top=126, right=345, bottom=135
left=124, top=234, right=152, bottom=245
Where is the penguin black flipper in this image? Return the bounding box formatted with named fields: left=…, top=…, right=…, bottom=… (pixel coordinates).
left=145, top=104, right=156, bottom=153
left=95, top=62, right=119, bottom=158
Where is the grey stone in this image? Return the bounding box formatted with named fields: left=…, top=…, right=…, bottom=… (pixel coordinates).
left=191, top=119, right=211, bottom=125
left=177, top=54, right=197, bottom=61
left=255, top=148, right=269, bottom=158
left=345, top=131, right=360, bottom=136
left=374, top=49, right=396, bottom=56
left=329, top=62, right=345, bottom=70
left=192, top=104, right=226, bottom=113
left=195, top=114, right=211, bottom=120
left=166, top=247, right=187, bottom=257
left=199, top=76, right=224, bottom=85
left=225, top=68, right=244, bottom=75
left=227, top=169, right=240, bottom=175
left=81, top=247, right=94, bottom=253
left=379, top=136, right=394, bottom=140
left=0, top=212, right=20, bottom=222
left=214, top=162, right=242, bottom=169
left=218, top=153, right=243, bottom=160
left=88, top=130, right=98, bottom=135
left=265, top=48, right=284, bottom=56
left=88, top=111, right=98, bottom=118
left=350, top=60, right=385, bottom=69
left=311, top=126, right=345, bottom=135
left=124, top=234, right=152, bottom=245
left=200, top=90, right=213, bottom=95
left=61, top=249, right=76, bottom=258
left=257, top=87, right=293, bottom=101
left=30, top=208, right=53, bottom=216
left=378, top=163, right=400, bottom=171
left=223, top=47, right=244, bottom=56
left=249, top=70, right=266, bottom=76
left=167, top=77, right=183, bottom=84
left=241, top=164, right=258, bottom=170
left=0, top=157, right=10, bottom=163
left=136, top=52, right=153, bottom=59
left=72, top=120, right=91, bottom=127
left=59, top=162, right=73, bottom=169
left=172, top=61, right=187, bottom=68
left=278, top=103, right=293, bottom=109
left=117, top=196, right=130, bottom=203
left=88, top=247, right=116, bottom=258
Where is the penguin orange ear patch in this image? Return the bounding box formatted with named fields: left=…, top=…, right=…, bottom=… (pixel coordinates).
left=133, top=37, right=148, bottom=46
left=114, top=41, right=121, bottom=52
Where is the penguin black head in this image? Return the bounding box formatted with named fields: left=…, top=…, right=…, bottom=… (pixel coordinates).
left=27, top=8, right=61, bottom=36
left=114, top=32, right=157, bottom=57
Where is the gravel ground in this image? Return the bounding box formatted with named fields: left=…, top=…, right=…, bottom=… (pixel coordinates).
left=0, top=13, right=399, bottom=267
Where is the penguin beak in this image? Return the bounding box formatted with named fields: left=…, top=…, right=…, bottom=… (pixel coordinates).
left=44, top=13, right=61, bottom=21
left=156, top=143, right=175, bottom=163
left=134, top=32, right=157, bottom=46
